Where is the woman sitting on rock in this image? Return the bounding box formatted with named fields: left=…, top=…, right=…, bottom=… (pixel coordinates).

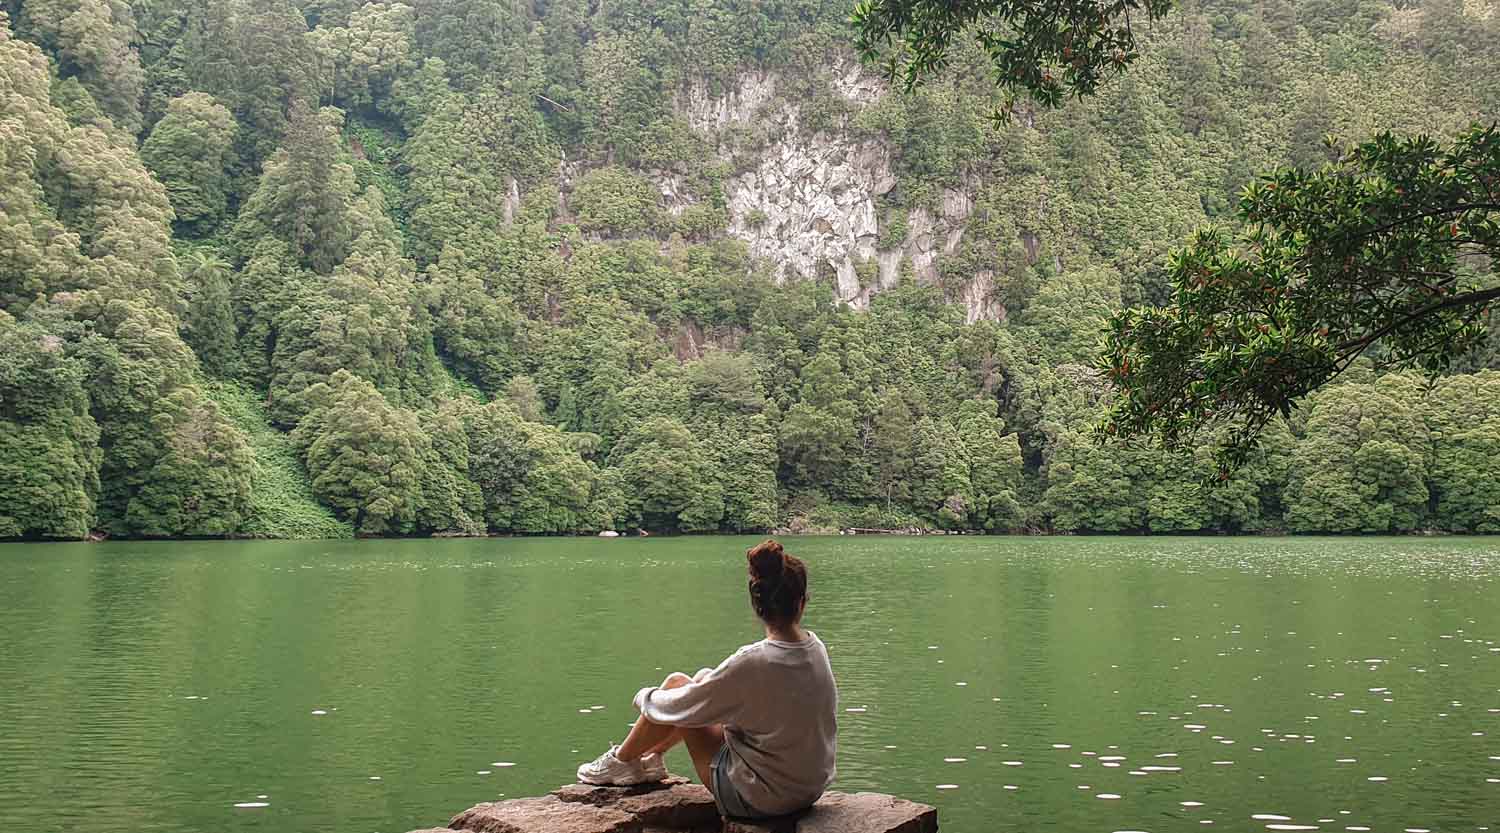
left=576, top=539, right=838, bottom=820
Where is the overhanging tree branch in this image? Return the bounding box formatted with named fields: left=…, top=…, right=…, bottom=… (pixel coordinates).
left=1337, top=202, right=1500, bottom=242
left=1101, top=124, right=1500, bottom=473
left=1335, top=286, right=1500, bottom=355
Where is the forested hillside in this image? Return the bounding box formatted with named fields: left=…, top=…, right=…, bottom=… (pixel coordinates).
left=1, top=0, right=1498, bottom=539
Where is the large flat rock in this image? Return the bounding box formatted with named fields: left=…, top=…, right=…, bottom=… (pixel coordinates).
left=556, top=779, right=721, bottom=829
left=449, top=794, right=639, bottom=833
left=418, top=781, right=936, bottom=833
left=730, top=793, right=938, bottom=833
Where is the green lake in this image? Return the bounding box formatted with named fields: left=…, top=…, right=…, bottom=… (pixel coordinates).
left=2, top=536, right=1498, bottom=833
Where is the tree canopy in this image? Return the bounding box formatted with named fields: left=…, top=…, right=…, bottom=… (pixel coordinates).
left=1, top=0, right=1497, bottom=539
left=1103, top=126, right=1500, bottom=469
left=851, top=0, right=1500, bottom=471
left=852, top=0, right=1176, bottom=109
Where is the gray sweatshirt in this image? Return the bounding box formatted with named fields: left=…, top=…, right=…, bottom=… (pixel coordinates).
left=632, top=632, right=838, bottom=815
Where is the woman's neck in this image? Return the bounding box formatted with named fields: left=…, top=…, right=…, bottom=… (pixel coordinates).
left=764, top=622, right=808, bottom=643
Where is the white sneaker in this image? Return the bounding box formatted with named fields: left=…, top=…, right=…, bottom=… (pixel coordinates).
left=577, top=745, right=651, bottom=786
left=640, top=752, right=670, bottom=781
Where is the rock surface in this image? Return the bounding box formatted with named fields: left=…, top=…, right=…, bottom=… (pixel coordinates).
left=670, top=62, right=986, bottom=317
left=534, top=52, right=1008, bottom=322
left=415, top=778, right=937, bottom=833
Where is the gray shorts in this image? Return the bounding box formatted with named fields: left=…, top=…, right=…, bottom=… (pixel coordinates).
left=710, top=745, right=766, bottom=819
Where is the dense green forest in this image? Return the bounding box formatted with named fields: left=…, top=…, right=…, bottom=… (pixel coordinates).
left=1, top=0, right=1498, bottom=539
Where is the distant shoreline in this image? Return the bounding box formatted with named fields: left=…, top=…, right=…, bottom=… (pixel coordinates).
left=4, top=528, right=1492, bottom=545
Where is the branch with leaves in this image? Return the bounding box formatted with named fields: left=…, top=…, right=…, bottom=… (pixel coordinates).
left=851, top=0, right=1175, bottom=109
left=1100, top=124, right=1500, bottom=472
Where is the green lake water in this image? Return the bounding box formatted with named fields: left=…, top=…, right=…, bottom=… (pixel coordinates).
left=1, top=536, right=1498, bottom=833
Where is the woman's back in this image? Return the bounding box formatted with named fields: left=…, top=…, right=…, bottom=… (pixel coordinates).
left=719, top=633, right=838, bottom=814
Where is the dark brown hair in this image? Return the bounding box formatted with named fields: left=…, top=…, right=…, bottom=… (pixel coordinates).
left=746, top=539, right=807, bottom=626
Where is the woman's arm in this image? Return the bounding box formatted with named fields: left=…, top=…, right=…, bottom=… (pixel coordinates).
left=632, top=647, right=756, bottom=728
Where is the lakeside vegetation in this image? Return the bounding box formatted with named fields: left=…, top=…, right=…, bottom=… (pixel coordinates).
left=1, top=0, right=1498, bottom=539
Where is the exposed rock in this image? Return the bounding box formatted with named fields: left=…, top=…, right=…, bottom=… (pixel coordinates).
left=884, top=181, right=980, bottom=286
left=724, top=793, right=937, bottom=833
left=719, top=101, right=891, bottom=306
left=830, top=58, right=885, bottom=105
left=652, top=171, right=697, bottom=217
left=518, top=54, right=1007, bottom=321
left=422, top=779, right=936, bottom=833
left=958, top=270, right=1004, bottom=325
left=678, top=66, right=981, bottom=314
left=1020, top=229, right=1041, bottom=265
left=681, top=71, right=778, bottom=134
left=501, top=176, right=520, bottom=225
left=672, top=319, right=706, bottom=361
left=449, top=794, right=639, bottom=833
left=940, top=188, right=973, bottom=224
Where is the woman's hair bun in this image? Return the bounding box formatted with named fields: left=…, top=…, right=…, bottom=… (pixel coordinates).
left=745, top=539, right=807, bottom=625
left=747, top=539, right=785, bottom=579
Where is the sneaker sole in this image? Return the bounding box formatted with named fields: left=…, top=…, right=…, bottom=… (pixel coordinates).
left=577, top=770, right=651, bottom=786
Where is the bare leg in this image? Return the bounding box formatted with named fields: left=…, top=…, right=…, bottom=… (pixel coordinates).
left=680, top=724, right=726, bottom=788
left=642, top=730, right=682, bottom=757
left=578, top=671, right=725, bottom=788
left=630, top=668, right=724, bottom=788
left=617, top=673, right=693, bottom=761
left=638, top=668, right=713, bottom=756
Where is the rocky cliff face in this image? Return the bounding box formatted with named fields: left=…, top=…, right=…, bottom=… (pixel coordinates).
left=538, top=55, right=1004, bottom=321
left=407, top=778, right=938, bottom=833
left=670, top=63, right=986, bottom=318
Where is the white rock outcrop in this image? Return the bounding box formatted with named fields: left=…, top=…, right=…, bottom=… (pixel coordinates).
left=675, top=61, right=992, bottom=316
left=522, top=56, right=1005, bottom=321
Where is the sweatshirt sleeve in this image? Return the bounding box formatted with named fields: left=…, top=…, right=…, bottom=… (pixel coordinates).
left=632, top=646, right=757, bottom=728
